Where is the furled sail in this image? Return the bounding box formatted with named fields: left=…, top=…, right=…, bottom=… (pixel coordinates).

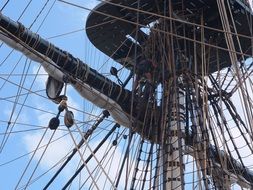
left=0, top=12, right=132, bottom=127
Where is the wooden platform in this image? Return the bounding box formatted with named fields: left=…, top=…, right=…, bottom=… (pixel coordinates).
left=86, top=0, right=253, bottom=74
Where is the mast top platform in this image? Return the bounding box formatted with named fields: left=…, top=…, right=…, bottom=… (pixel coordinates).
left=86, top=0, right=252, bottom=74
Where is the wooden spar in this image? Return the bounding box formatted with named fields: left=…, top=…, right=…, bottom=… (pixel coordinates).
left=0, top=12, right=132, bottom=127
left=86, top=0, right=253, bottom=74
left=0, top=12, right=253, bottom=187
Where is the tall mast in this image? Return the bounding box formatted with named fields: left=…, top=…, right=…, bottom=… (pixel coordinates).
left=1, top=4, right=253, bottom=187
left=162, top=78, right=185, bottom=189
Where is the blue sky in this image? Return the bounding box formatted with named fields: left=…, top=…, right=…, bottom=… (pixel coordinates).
left=0, top=1, right=138, bottom=189
left=0, top=0, right=119, bottom=189
left=0, top=1, right=253, bottom=190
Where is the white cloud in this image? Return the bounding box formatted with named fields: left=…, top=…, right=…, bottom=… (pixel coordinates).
left=23, top=129, right=73, bottom=169
left=22, top=121, right=151, bottom=189
left=3, top=106, right=29, bottom=124
left=56, top=0, right=99, bottom=25
left=249, top=0, right=253, bottom=10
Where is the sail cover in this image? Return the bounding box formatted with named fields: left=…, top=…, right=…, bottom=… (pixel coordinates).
left=46, top=76, right=64, bottom=100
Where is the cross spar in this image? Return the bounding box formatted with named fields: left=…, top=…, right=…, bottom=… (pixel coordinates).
left=0, top=12, right=132, bottom=128
left=0, top=12, right=253, bottom=187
